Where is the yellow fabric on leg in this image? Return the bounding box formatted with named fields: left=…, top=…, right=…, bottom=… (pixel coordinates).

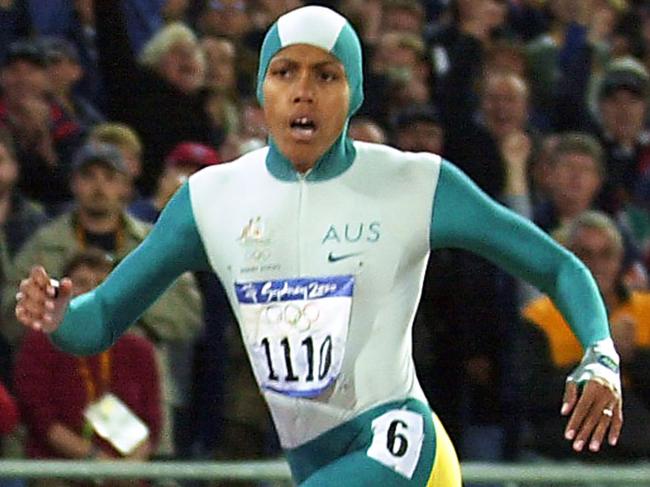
left=426, top=414, right=462, bottom=487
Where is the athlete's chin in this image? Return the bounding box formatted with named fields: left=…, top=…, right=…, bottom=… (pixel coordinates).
left=278, top=141, right=328, bottom=171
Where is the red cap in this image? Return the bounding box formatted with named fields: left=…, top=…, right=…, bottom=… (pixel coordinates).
left=165, top=142, right=221, bottom=168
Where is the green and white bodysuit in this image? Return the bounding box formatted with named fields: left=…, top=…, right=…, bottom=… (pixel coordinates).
left=50, top=6, right=612, bottom=486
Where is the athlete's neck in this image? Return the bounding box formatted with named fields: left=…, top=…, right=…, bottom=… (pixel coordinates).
left=266, top=123, right=356, bottom=182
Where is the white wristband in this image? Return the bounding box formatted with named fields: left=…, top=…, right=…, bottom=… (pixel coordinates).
left=566, top=338, right=621, bottom=396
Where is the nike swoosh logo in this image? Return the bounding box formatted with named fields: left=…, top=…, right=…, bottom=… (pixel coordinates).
left=328, top=251, right=363, bottom=263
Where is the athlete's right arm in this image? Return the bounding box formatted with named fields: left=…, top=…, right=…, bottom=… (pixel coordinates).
left=15, top=183, right=210, bottom=356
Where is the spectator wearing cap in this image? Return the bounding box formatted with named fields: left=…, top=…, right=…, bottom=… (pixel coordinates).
left=129, top=142, right=222, bottom=224
left=93, top=0, right=224, bottom=197
left=2, top=142, right=203, bottom=459
left=40, top=37, right=104, bottom=132
left=88, top=122, right=145, bottom=204
left=591, top=57, right=650, bottom=214
left=0, top=39, right=85, bottom=214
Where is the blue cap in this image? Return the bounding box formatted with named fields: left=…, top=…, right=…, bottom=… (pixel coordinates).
left=72, top=143, right=127, bottom=174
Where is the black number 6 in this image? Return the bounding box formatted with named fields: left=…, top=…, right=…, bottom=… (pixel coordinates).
left=387, top=420, right=408, bottom=457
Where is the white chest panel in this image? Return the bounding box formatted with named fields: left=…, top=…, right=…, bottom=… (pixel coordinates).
left=189, top=142, right=441, bottom=447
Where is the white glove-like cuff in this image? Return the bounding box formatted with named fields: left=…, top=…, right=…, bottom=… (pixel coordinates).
left=566, top=338, right=621, bottom=396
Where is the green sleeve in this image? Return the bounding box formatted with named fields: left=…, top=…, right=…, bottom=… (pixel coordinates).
left=430, top=160, right=609, bottom=348
left=50, top=183, right=210, bottom=355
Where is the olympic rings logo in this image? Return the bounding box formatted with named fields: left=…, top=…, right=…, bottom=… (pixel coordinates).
left=247, top=248, right=271, bottom=262
left=262, top=302, right=320, bottom=331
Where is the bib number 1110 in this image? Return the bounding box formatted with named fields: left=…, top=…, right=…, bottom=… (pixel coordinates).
left=260, top=335, right=333, bottom=383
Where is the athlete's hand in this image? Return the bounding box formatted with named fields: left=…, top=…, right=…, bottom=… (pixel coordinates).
left=561, top=379, right=622, bottom=453
left=15, top=266, right=74, bottom=334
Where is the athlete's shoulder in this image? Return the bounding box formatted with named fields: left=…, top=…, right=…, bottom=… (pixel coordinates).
left=189, top=146, right=269, bottom=195
left=193, top=146, right=269, bottom=180
left=351, top=141, right=442, bottom=182
left=353, top=140, right=441, bottom=165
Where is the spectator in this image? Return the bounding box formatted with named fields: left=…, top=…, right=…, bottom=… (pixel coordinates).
left=88, top=122, right=144, bottom=197
left=201, top=36, right=238, bottom=97
left=367, top=31, right=433, bottom=125
left=0, top=40, right=84, bottom=214
left=162, top=0, right=191, bottom=23
left=534, top=130, right=647, bottom=291
left=0, top=0, right=30, bottom=65
left=520, top=211, right=650, bottom=460
left=428, top=0, right=510, bottom=111
left=2, top=142, right=203, bottom=456
left=483, top=39, right=528, bottom=78
left=381, top=0, right=427, bottom=36
left=534, top=132, right=606, bottom=231
left=14, top=248, right=161, bottom=486
left=200, top=36, right=241, bottom=137
left=348, top=116, right=387, bottom=144
left=621, top=175, right=650, bottom=270
left=129, top=142, right=222, bottom=222
left=338, top=0, right=383, bottom=46
left=218, top=97, right=267, bottom=161
left=39, top=36, right=104, bottom=131
left=392, top=105, right=444, bottom=154
left=0, top=379, right=19, bottom=437
left=196, top=0, right=252, bottom=41
left=29, top=0, right=166, bottom=56
left=0, top=129, right=48, bottom=261
left=0, top=129, right=48, bottom=374
left=94, top=0, right=223, bottom=196
left=592, top=57, right=650, bottom=213
left=525, top=0, right=622, bottom=131
left=446, top=70, right=536, bottom=211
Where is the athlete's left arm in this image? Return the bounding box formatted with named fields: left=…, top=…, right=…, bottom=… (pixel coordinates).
left=429, top=160, right=622, bottom=452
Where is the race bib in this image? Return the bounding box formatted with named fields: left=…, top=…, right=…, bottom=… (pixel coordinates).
left=235, top=275, right=354, bottom=397
left=367, top=410, right=425, bottom=479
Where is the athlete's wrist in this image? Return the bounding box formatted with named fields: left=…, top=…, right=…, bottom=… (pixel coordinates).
left=567, top=338, right=621, bottom=395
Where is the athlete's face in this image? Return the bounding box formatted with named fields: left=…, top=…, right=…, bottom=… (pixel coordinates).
left=263, top=44, right=350, bottom=173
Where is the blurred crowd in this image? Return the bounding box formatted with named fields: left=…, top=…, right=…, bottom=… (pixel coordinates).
left=0, top=0, right=649, bottom=485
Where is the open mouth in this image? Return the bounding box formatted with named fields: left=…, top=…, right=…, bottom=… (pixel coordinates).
left=290, top=116, right=318, bottom=140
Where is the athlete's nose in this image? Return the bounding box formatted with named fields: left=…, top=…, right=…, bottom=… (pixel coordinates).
left=292, top=71, right=314, bottom=103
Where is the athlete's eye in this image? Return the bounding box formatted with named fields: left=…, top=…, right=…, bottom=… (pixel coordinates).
left=319, top=70, right=338, bottom=82
left=270, top=67, right=291, bottom=78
